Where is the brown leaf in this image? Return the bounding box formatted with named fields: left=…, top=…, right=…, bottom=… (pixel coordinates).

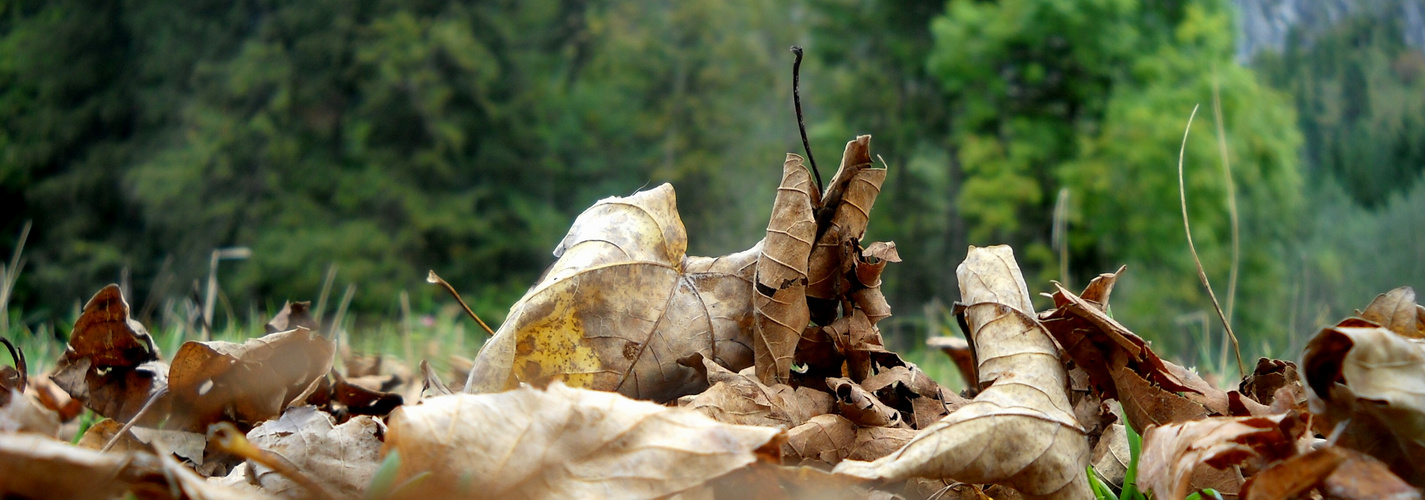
left=30, top=375, right=82, bottom=422
left=1302, top=321, right=1425, bottom=486
left=1041, top=272, right=1229, bottom=426
left=1138, top=415, right=1293, bottom=500
left=465, top=184, right=758, bottom=402
left=167, top=326, right=334, bottom=431
left=51, top=285, right=169, bottom=424
left=827, top=376, right=905, bottom=428
left=927, top=335, right=977, bottom=390
left=848, top=241, right=900, bottom=325
left=1238, top=358, right=1305, bottom=409
left=848, top=425, right=918, bottom=462
left=834, top=245, right=1091, bottom=499
left=0, top=389, right=59, bottom=437
left=0, top=432, right=272, bottom=499
left=753, top=154, right=817, bottom=385
left=1241, top=446, right=1346, bottom=500
left=783, top=414, right=858, bottom=466
left=384, top=381, right=780, bottom=499
left=1091, top=423, right=1131, bottom=488
left=265, top=301, right=319, bottom=335
left=807, top=136, right=886, bottom=325
left=683, top=356, right=831, bottom=428
left=0, top=337, right=24, bottom=406
left=703, top=463, right=880, bottom=500
left=1319, top=447, right=1421, bottom=499
left=230, top=406, right=383, bottom=498
left=1360, top=286, right=1425, bottom=339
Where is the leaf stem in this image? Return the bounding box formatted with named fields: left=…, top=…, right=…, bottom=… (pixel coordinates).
left=790, top=46, right=824, bottom=193
left=426, top=270, right=494, bottom=336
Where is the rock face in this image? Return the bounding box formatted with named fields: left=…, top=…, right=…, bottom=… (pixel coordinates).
left=1234, top=0, right=1425, bottom=59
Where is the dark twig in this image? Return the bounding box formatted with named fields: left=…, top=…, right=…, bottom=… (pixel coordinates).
left=790, top=46, right=824, bottom=193
left=1176, top=104, right=1245, bottom=377
left=426, top=270, right=495, bottom=336
left=1, top=337, right=24, bottom=392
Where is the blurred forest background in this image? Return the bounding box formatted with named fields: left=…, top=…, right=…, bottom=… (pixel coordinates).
left=2, top=0, right=1423, bottom=369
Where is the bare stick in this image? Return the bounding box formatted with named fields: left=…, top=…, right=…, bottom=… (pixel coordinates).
left=101, top=386, right=170, bottom=453
left=1210, top=71, right=1241, bottom=325
left=790, top=46, right=824, bottom=193
left=210, top=422, right=338, bottom=500
left=1177, top=104, right=1245, bottom=376
left=426, top=270, right=494, bottom=336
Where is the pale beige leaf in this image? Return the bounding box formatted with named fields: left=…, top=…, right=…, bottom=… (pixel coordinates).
left=1091, top=423, right=1130, bottom=488
left=833, top=245, right=1091, bottom=499
left=240, top=406, right=383, bottom=498
left=0, top=432, right=273, bottom=500
left=167, top=326, right=335, bottom=431
left=1303, top=321, right=1425, bottom=486
left=1138, top=415, right=1291, bottom=500
left=684, top=356, right=831, bottom=428
left=1360, top=286, right=1425, bottom=339
left=464, top=184, right=758, bottom=402
left=384, top=381, right=780, bottom=500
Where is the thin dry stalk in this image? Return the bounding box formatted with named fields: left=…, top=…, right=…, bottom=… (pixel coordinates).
left=332, top=283, right=355, bottom=345
left=426, top=270, right=494, bottom=336
left=1052, top=187, right=1071, bottom=290
left=1177, top=104, right=1245, bottom=376
left=0, top=221, right=32, bottom=334
left=1210, top=71, right=1241, bottom=325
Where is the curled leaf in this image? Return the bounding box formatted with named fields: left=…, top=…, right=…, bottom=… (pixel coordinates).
left=50, top=285, right=169, bottom=424
left=1359, top=286, right=1425, bottom=339
left=383, top=381, right=780, bottom=499
left=167, top=326, right=334, bottom=431
left=1138, top=415, right=1293, bottom=500
left=806, top=136, right=885, bottom=325
left=1303, top=320, right=1425, bottom=486
left=833, top=245, right=1091, bottom=499
left=753, top=154, right=817, bottom=385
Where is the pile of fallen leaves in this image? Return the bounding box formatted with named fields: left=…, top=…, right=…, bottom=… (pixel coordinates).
left=2, top=135, right=1424, bottom=499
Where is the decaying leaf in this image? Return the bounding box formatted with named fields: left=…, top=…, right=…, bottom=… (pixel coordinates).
left=0, top=431, right=270, bottom=499
left=0, top=389, right=59, bottom=436
left=1302, top=319, right=1425, bottom=486
left=464, top=184, right=760, bottom=402
left=848, top=241, right=900, bottom=325
left=1237, top=358, right=1305, bottom=410
left=1138, top=415, right=1294, bottom=500
left=753, top=154, right=817, bottom=385
left=50, top=285, right=169, bottom=424
left=834, top=245, right=1091, bottom=499
left=827, top=376, right=905, bottom=428
left=1359, top=286, right=1425, bottom=339
left=167, top=326, right=335, bottom=431
left=1041, top=270, right=1228, bottom=428
left=806, top=136, right=885, bottom=325
left=233, top=406, right=383, bottom=498
left=265, top=301, right=319, bottom=335
left=384, top=381, right=780, bottom=499
left=783, top=414, right=858, bottom=466
left=1091, top=423, right=1130, bottom=488
left=681, top=355, right=831, bottom=429
left=1319, top=447, right=1421, bottom=499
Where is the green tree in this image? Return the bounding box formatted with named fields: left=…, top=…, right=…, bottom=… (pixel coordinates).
left=928, top=0, right=1302, bottom=356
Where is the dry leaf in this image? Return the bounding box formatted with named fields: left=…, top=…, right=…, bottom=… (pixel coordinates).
left=384, top=381, right=780, bottom=499
left=927, top=335, right=977, bottom=391
left=0, top=338, right=24, bottom=407
left=167, top=326, right=335, bottom=431
left=1091, top=423, right=1130, bottom=488
left=1238, top=358, right=1305, bottom=409
left=753, top=154, right=816, bottom=385
left=827, top=376, right=905, bottom=428
left=682, top=355, right=831, bottom=428
left=848, top=425, right=918, bottom=462
left=783, top=414, right=858, bottom=466
left=465, top=184, right=759, bottom=402
left=1359, top=286, right=1425, bottom=339
left=0, top=389, right=59, bottom=436
left=1302, top=320, right=1425, bottom=486
left=238, top=406, right=383, bottom=498
left=834, top=245, right=1091, bottom=499
left=30, top=375, right=82, bottom=422
left=265, top=301, right=319, bottom=335
left=1041, top=271, right=1228, bottom=427
left=1138, top=415, right=1293, bottom=500
left=50, top=284, right=169, bottom=424
left=848, top=241, right=901, bottom=325
left=0, top=431, right=271, bottom=499
left=807, top=136, right=886, bottom=325
left=1319, top=447, right=1421, bottom=499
